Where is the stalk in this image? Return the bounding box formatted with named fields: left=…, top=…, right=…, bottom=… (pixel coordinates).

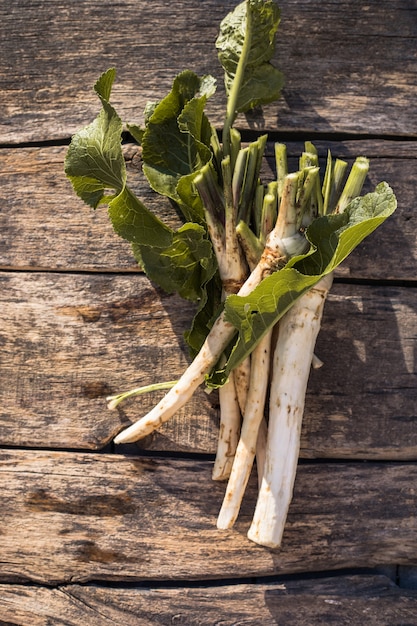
left=229, top=127, right=242, bottom=172
left=275, top=143, right=288, bottom=203
left=232, top=148, right=248, bottom=212
left=324, top=157, right=348, bottom=215
left=335, top=157, right=369, bottom=213
left=236, top=220, right=264, bottom=269
left=216, top=165, right=309, bottom=528
left=247, top=272, right=333, bottom=547
left=233, top=356, right=251, bottom=414
left=260, top=193, right=277, bottom=244
left=238, top=135, right=267, bottom=224
left=113, top=309, right=236, bottom=444
left=222, top=0, right=253, bottom=157
left=193, top=165, right=227, bottom=278
left=221, top=155, right=247, bottom=294
left=255, top=414, right=268, bottom=487
left=211, top=156, right=248, bottom=479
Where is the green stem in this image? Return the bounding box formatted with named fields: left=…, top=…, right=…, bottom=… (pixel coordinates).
left=335, top=156, right=369, bottom=214
left=238, top=134, right=267, bottom=224
left=236, top=220, right=264, bottom=269
left=232, top=147, right=248, bottom=211
left=274, top=143, right=288, bottom=203
left=229, top=127, right=242, bottom=172
left=222, top=0, right=253, bottom=156
left=324, top=156, right=348, bottom=215
left=298, top=166, right=320, bottom=228
left=260, top=192, right=277, bottom=243
left=107, top=381, right=178, bottom=410
left=221, top=155, right=247, bottom=291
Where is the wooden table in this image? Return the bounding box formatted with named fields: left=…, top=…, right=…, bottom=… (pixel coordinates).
left=1, top=0, right=417, bottom=623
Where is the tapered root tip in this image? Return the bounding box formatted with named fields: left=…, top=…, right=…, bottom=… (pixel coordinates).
left=216, top=509, right=235, bottom=530
left=113, top=431, right=133, bottom=444
left=247, top=531, right=282, bottom=549
left=113, top=422, right=144, bottom=444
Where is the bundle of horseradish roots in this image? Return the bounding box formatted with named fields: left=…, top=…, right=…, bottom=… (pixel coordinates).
left=65, top=0, right=396, bottom=547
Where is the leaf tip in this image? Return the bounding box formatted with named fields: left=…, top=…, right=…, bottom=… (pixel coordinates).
left=94, top=67, right=117, bottom=102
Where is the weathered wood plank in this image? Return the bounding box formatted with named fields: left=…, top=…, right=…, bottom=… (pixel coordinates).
left=1, top=575, right=417, bottom=625
left=0, top=271, right=218, bottom=451
left=0, top=450, right=416, bottom=584
left=0, top=142, right=415, bottom=279
left=1, top=0, right=416, bottom=143
left=1, top=272, right=416, bottom=457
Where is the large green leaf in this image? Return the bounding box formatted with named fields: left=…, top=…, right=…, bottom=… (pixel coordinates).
left=108, top=186, right=173, bottom=250
left=65, top=68, right=126, bottom=207
left=65, top=69, right=219, bottom=314
left=137, top=222, right=218, bottom=302
left=207, top=183, right=397, bottom=386
left=65, top=68, right=175, bottom=253
left=216, top=0, right=284, bottom=113
left=141, top=70, right=216, bottom=220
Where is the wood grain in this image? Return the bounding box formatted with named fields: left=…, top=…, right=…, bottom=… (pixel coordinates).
left=1, top=0, right=417, bottom=608
left=0, top=142, right=415, bottom=280
left=0, top=272, right=416, bottom=457
left=0, top=270, right=217, bottom=451
left=0, top=449, right=416, bottom=585
left=1, top=575, right=417, bottom=625
left=1, top=0, right=416, bottom=143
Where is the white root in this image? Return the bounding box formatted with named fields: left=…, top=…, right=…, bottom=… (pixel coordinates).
left=255, top=416, right=268, bottom=488
left=112, top=255, right=276, bottom=445
left=233, top=356, right=251, bottom=414
left=217, top=328, right=273, bottom=529
left=247, top=273, right=333, bottom=548
left=213, top=356, right=251, bottom=482
left=113, top=311, right=235, bottom=443
left=212, top=371, right=241, bottom=480
left=198, top=157, right=249, bottom=480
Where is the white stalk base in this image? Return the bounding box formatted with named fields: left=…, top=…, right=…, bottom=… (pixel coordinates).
left=247, top=273, right=333, bottom=548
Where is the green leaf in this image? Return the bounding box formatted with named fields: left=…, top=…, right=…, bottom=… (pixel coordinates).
left=216, top=0, right=284, bottom=113
left=65, top=69, right=218, bottom=322
left=230, top=62, right=284, bottom=113
left=127, top=123, right=144, bottom=145
left=108, top=187, right=218, bottom=305
left=176, top=172, right=206, bottom=224
left=138, top=222, right=218, bottom=302
left=291, top=182, right=397, bottom=275
left=108, top=186, right=173, bottom=250
left=184, top=273, right=223, bottom=356
left=141, top=70, right=216, bottom=219
left=208, top=183, right=397, bottom=386
left=65, top=68, right=126, bottom=207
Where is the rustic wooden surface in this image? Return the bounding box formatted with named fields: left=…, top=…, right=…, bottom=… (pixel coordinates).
left=1, top=576, right=417, bottom=625
left=1, top=0, right=416, bottom=143
left=1, top=0, right=416, bottom=623
left=1, top=449, right=417, bottom=585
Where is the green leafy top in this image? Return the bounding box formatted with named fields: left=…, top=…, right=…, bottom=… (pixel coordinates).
left=65, top=69, right=126, bottom=207
left=141, top=71, right=216, bottom=223
left=216, top=0, right=284, bottom=114
left=65, top=0, right=397, bottom=377
left=65, top=69, right=218, bottom=318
